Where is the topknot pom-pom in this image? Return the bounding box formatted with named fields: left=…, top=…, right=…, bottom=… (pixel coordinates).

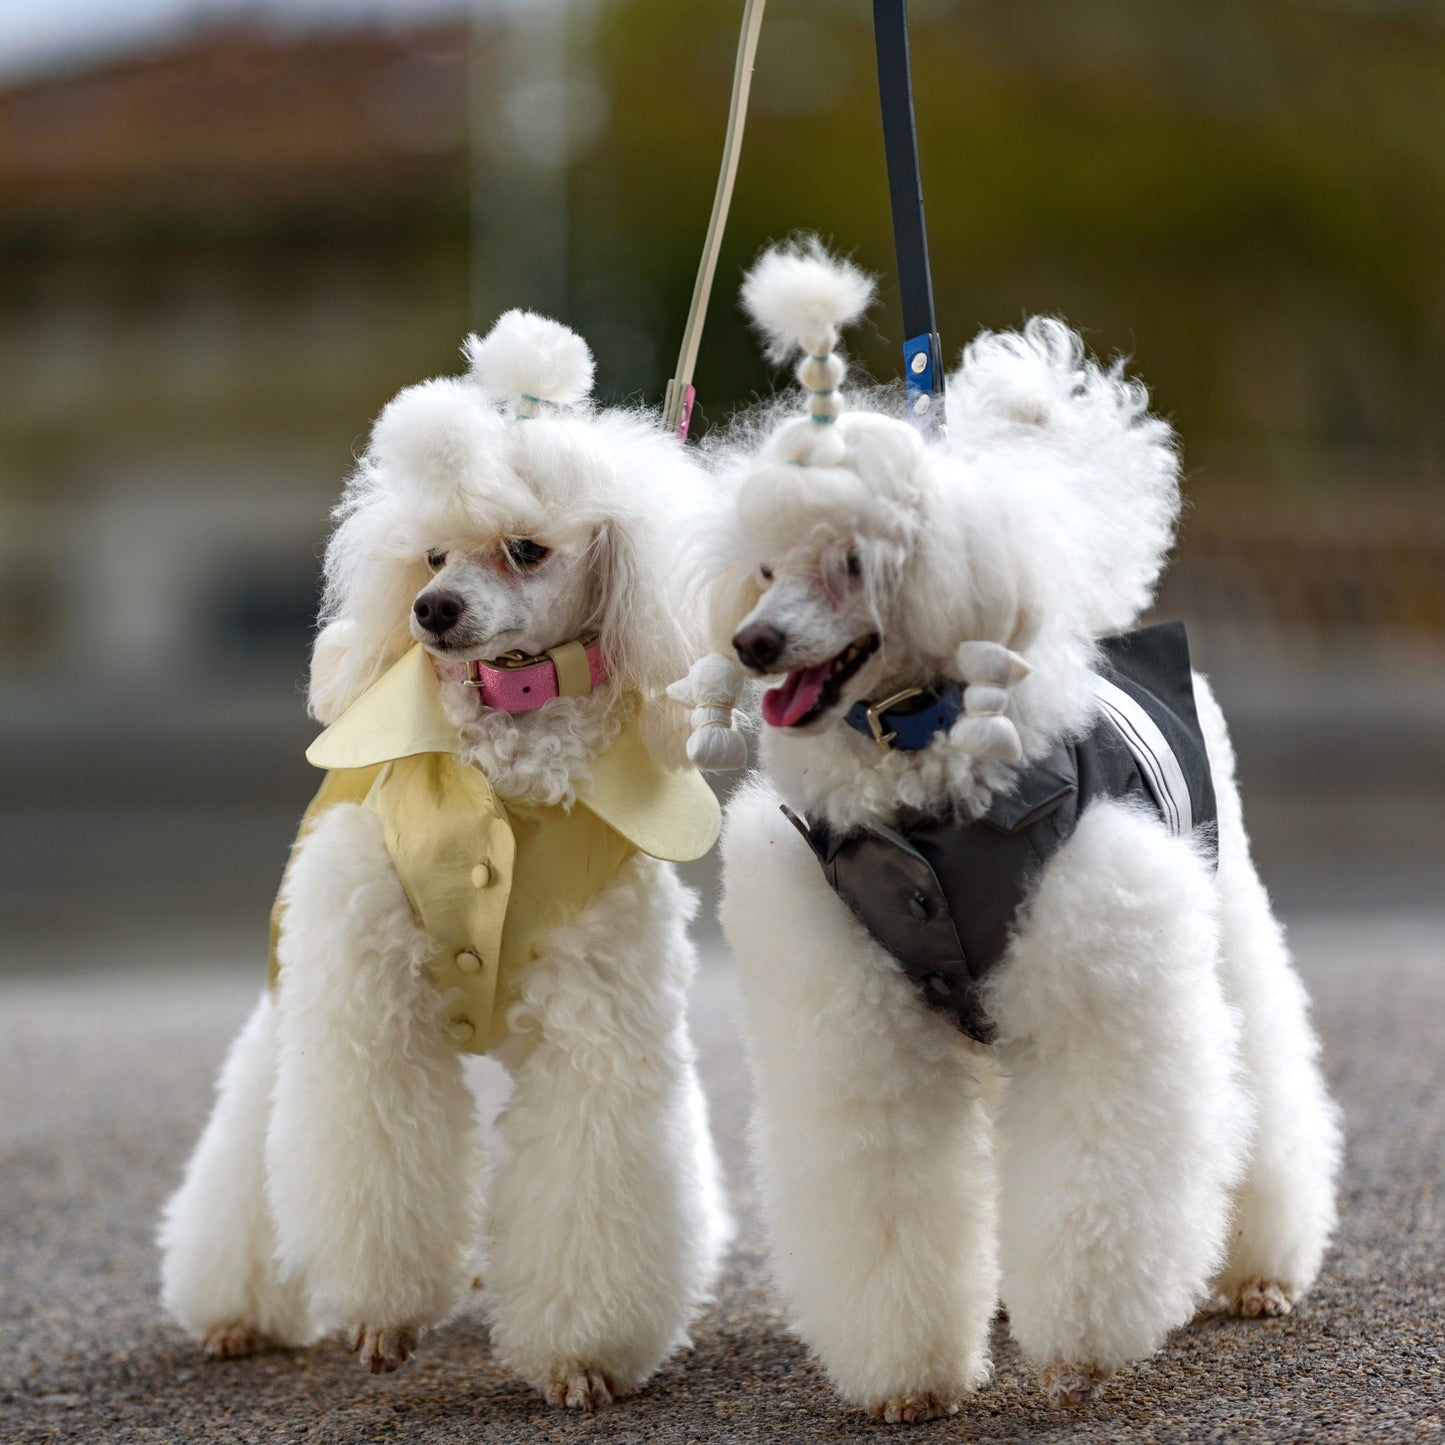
left=465, top=310, right=595, bottom=417
left=741, top=238, right=874, bottom=363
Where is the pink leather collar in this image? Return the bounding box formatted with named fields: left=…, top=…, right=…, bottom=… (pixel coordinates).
left=464, top=638, right=609, bottom=712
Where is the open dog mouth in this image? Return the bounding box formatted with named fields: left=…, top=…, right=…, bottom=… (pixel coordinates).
left=761, top=634, right=879, bottom=729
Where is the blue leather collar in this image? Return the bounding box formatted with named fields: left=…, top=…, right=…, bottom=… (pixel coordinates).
left=844, top=681, right=964, bottom=753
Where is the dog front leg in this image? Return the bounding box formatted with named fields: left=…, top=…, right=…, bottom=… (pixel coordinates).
left=987, top=799, right=1252, bottom=1405
left=720, top=781, right=997, bottom=1421
left=485, top=856, right=730, bottom=1410
left=158, top=991, right=318, bottom=1358
left=265, top=802, right=482, bottom=1373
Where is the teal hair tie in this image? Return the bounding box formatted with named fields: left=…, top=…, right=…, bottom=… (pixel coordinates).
left=810, top=413, right=838, bottom=425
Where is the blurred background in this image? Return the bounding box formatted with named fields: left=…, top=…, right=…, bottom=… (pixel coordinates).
left=2, top=0, right=1442, bottom=974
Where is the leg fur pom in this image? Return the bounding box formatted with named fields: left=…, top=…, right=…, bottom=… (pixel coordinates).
left=987, top=800, right=1251, bottom=1384
left=486, top=856, right=730, bottom=1405
left=721, top=780, right=997, bottom=1414
left=1193, top=675, right=1343, bottom=1310
left=265, top=802, right=481, bottom=1355
left=158, top=991, right=318, bottom=1352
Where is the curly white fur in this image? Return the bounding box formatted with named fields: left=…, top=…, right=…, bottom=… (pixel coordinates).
left=741, top=237, right=874, bottom=362
left=707, top=240, right=1341, bottom=1416
left=466, top=309, right=596, bottom=416
left=158, top=318, right=729, bottom=1404
left=741, top=239, right=875, bottom=464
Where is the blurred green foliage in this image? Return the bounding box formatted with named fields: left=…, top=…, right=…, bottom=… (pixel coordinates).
left=580, top=0, right=1444, bottom=476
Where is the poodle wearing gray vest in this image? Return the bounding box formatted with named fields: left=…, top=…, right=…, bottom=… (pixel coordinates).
left=689, top=240, right=1340, bottom=1418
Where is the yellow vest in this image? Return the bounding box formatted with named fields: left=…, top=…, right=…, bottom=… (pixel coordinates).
left=268, top=646, right=721, bottom=1054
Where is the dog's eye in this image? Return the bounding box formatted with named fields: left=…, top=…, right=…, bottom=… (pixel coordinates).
left=759, top=564, right=774, bottom=582
left=426, top=550, right=446, bottom=571
left=844, top=550, right=862, bottom=579
left=507, top=538, right=550, bottom=569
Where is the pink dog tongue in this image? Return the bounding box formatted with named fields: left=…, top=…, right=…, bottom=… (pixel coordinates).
left=762, top=661, right=833, bottom=728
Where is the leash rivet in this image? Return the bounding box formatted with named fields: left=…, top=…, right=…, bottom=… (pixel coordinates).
left=910, top=351, right=928, bottom=375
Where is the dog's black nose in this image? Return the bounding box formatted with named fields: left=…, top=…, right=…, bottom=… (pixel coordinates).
left=413, top=589, right=466, bottom=635
left=733, top=622, right=787, bottom=672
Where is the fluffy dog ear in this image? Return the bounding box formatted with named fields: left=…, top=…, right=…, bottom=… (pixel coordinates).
left=465, top=311, right=595, bottom=419
left=590, top=514, right=693, bottom=702
left=306, top=618, right=356, bottom=724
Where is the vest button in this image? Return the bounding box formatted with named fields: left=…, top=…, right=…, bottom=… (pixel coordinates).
left=446, top=1016, right=475, bottom=1044
left=909, top=890, right=931, bottom=920
left=455, top=950, right=481, bottom=974
left=471, top=861, right=493, bottom=888
left=925, top=972, right=952, bottom=998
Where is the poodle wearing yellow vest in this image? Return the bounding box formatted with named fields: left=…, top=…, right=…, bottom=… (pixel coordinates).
left=158, top=313, right=731, bottom=1408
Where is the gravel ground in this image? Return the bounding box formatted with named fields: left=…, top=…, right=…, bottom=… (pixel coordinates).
left=2, top=910, right=1441, bottom=1444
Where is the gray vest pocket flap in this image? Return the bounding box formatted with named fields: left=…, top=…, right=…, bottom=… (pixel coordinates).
left=983, top=760, right=1077, bottom=835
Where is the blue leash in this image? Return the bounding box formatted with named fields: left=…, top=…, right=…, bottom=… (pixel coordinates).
left=872, top=0, right=944, bottom=433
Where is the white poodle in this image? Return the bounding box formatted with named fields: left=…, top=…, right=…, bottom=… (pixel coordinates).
left=159, top=312, right=731, bottom=1409
left=695, top=240, right=1342, bottom=1419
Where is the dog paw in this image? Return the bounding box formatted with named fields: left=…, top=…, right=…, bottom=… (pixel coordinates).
left=1040, top=1361, right=1110, bottom=1407
left=351, top=1323, right=419, bottom=1375
left=542, top=1368, right=619, bottom=1411
left=202, top=1323, right=263, bottom=1360
left=869, top=1394, right=962, bottom=1424
left=1231, top=1277, right=1293, bottom=1319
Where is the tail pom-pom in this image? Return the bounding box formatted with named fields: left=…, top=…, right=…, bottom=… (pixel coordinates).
left=465, top=310, right=595, bottom=415
left=741, top=238, right=874, bottom=363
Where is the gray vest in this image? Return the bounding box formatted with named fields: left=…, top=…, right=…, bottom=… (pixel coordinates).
left=784, top=623, right=1217, bottom=1044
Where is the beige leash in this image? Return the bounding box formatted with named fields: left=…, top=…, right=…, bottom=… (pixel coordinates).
left=662, top=0, right=767, bottom=441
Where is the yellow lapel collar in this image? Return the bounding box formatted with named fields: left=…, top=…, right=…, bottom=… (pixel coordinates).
left=305, top=645, right=460, bottom=771
left=304, top=645, right=721, bottom=862
left=578, top=721, right=721, bottom=863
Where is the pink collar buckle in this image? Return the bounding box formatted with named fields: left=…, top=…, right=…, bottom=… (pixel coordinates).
left=464, top=637, right=609, bottom=713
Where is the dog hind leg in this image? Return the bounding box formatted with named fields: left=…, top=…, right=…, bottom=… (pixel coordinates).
left=265, top=802, right=481, bottom=1373
left=1193, top=676, right=1342, bottom=1316
left=721, top=781, right=997, bottom=1420
left=987, top=800, right=1251, bottom=1405
left=158, top=991, right=318, bottom=1357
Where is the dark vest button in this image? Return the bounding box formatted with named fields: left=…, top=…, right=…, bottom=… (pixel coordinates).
left=925, top=972, right=952, bottom=998
left=909, top=890, right=930, bottom=921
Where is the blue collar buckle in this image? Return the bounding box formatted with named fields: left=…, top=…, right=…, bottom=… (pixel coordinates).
left=845, top=680, right=964, bottom=754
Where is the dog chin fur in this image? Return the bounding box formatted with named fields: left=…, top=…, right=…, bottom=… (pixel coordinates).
left=158, top=322, right=730, bottom=1405
left=438, top=673, right=623, bottom=810
left=711, top=304, right=1342, bottom=1415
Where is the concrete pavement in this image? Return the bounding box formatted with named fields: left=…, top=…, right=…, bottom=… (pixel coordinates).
left=2, top=910, right=1442, bottom=1444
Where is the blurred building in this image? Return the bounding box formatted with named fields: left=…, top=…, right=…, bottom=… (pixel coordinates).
left=0, top=21, right=475, bottom=684
left=0, top=1, right=1441, bottom=949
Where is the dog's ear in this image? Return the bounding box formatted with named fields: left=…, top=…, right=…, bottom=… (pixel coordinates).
left=702, top=555, right=765, bottom=661
left=314, top=473, right=431, bottom=716
left=307, top=618, right=356, bottom=724
left=590, top=512, right=694, bottom=703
